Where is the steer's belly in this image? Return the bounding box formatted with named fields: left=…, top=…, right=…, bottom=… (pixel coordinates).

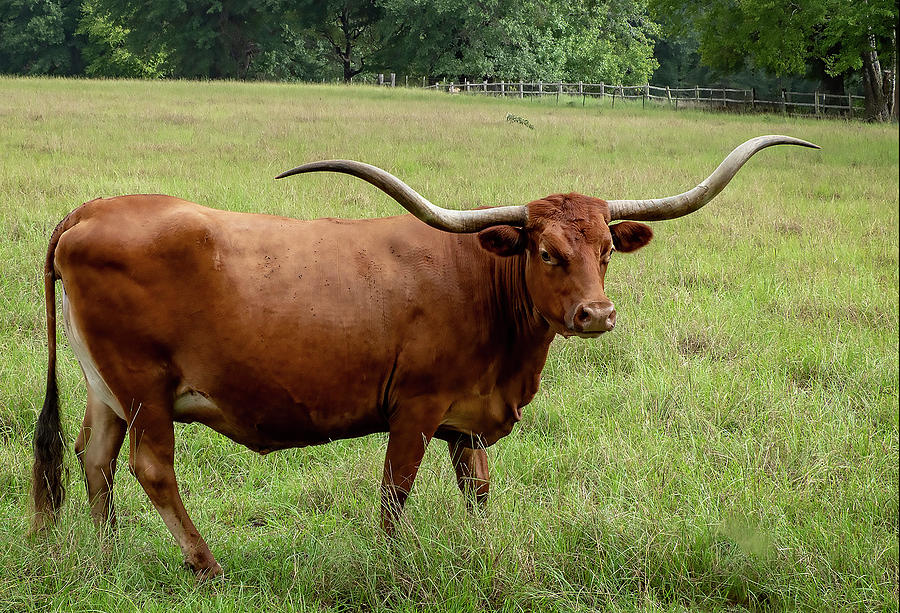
left=172, top=384, right=387, bottom=452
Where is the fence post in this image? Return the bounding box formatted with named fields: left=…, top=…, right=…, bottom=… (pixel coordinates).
left=501, top=81, right=506, bottom=96
left=751, top=87, right=756, bottom=111
left=519, top=80, right=524, bottom=98
left=538, top=80, right=543, bottom=96
left=389, top=73, right=395, bottom=87
left=695, top=85, right=699, bottom=104
left=722, top=88, right=726, bottom=108
left=780, top=89, right=786, bottom=114
left=666, top=86, right=671, bottom=105
left=377, top=74, right=384, bottom=86
left=578, top=81, right=583, bottom=95
left=847, top=92, right=853, bottom=117
left=556, top=82, right=561, bottom=103
left=814, top=90, right=819, bottom=116
left=600, top=82, right=605, bottom=98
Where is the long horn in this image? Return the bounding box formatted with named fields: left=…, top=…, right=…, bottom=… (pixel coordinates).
left=276, top=160, right=528, bottom=232
left=606, top=135, right=820, bottom=222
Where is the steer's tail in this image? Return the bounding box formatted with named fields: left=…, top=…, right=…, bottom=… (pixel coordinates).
left=31, top=212, right=78, bottom=532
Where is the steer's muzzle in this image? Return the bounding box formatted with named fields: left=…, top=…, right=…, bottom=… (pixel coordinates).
left=569, top=301, right=616, bottom=336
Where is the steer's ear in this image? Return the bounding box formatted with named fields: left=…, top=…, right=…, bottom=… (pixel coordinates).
left=610, top=221, right=653, bottom=253
left=478, top=226, right=527, bottom=256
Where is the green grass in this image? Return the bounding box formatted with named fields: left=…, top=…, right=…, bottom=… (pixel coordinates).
left=0, top=77, right=897, bottom=612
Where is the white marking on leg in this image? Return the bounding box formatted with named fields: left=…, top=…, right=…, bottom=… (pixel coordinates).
left=61, top=284, right=127, bottom=420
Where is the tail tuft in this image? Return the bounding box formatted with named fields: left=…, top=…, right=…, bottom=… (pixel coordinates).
left=31, top=372, right=67, bottom=532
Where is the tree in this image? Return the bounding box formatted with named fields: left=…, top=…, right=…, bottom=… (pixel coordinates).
left=816, top=0, right=897, bottom=121
left=558, top=0, right=659, bottom=83
left=291, top=0, right=393, bottom=82
left=378, top=0, right=549, bottom=80
left=90, top=0, right=293, bottom=79
left=652, top=31, right=832, bottom=98
left=77, top=0, right=166, bottom=77
left=0, top=0, right=83, bottom=74
left=379, top=0, right=659, bottom=83
left=650, top=0, right=898, bottom=120
left=252, top=24, right=341, bottom=81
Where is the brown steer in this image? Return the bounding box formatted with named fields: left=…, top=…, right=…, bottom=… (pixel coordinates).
left=32, top=136, right=817, bottom=577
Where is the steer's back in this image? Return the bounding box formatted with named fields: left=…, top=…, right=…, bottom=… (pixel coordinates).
left=54, top=195, right=500, bottom=451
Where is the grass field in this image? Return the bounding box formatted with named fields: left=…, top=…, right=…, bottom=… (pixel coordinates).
left=0, top=77, right=897, bottom=612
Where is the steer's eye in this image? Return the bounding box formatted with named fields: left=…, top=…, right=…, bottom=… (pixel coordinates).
left=540, top=249, right=554, bottom=265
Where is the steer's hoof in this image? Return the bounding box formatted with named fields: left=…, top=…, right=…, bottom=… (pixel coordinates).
left=187, top=559, right=224, bottom=582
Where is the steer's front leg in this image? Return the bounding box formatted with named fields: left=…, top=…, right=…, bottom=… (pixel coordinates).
left=380, top=411, right=443, bottom=534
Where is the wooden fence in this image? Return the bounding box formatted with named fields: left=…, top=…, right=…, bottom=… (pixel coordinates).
left=411, top=79, right=865, bottom=118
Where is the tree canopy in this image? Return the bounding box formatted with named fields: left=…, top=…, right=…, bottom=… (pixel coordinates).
left=1, top=0, right=896, bottom=119
left=0, top=0, right=662, bottom=83
left=650, top=0, right=898, bottom=119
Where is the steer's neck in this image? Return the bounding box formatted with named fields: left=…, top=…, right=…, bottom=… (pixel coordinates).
left=488, top=250, right=554, bottom=360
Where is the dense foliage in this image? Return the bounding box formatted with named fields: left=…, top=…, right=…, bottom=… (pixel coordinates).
left=650, top=0, right=898, bottom=120
left=0, top=0, right=661, bottom=83
left=0, top=0, right=897, bottom=119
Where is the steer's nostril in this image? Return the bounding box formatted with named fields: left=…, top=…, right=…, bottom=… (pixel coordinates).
left=576, top=308, right=591, bottom=324
left=607, top=310, right=617, bottom=329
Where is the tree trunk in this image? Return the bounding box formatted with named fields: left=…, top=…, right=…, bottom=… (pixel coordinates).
left=339, top=45, right=363, bottom=82
left=893, top=24, right=899, bottom=122
left=337, top=8, right=363, bottom=83
left=861, top=43, right=889, bottom=121
left=343, top=59, right=358, bottom=83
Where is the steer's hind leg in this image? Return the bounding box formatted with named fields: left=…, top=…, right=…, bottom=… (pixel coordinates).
left=127, top=404, right=222, bottom=578
left=74, top=388, right=126, bottom=530
left=448, top=439, right=489, bottom=511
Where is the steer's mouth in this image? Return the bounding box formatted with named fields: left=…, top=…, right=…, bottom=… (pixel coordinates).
left=576, top=330, right=607, bottom=339
left=560, top=328, right=608, bottom=339
left=555, top=325, right=609, bottom=339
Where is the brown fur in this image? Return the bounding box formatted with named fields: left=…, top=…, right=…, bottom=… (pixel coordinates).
left=34, top=190, right=651, bottom=576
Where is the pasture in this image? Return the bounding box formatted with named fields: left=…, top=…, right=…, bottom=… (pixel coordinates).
left=0, top=77, right=897, bottom=612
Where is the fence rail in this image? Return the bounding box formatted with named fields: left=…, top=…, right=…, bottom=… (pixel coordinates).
left=409, top=79, right=865, bottom=118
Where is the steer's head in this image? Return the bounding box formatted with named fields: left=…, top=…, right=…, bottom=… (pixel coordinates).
left=477, top=193, right=652, bottom=337
left=277, top=135, right=819, bottom=338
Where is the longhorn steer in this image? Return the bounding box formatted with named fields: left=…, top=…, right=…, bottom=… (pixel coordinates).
left=32, top=136, right=818, bottom=577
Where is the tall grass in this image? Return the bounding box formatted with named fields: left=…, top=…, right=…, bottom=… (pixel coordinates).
left=0, top=77, right=897, bottom=612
